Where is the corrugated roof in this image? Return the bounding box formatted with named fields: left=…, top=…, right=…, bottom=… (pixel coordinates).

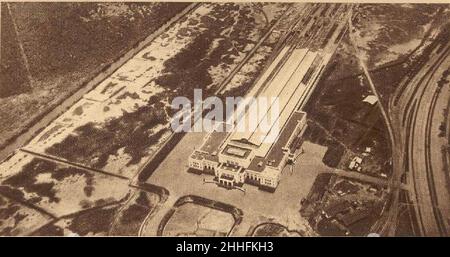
left=230, top=48, right=309, bottom=145
left=247, top=111, right=305, bottom=172
left=227, top=49, right=317, bottom=161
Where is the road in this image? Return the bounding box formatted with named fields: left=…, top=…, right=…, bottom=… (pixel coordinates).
left=19, top=148, right=129, bottom=180
left=320, top=169, right=408, bottom=190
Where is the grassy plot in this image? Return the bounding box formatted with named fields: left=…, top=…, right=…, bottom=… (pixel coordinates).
left=34, top=204, right=121, bottom=236
left=162, top=202, right=235, bottom=236
left=46, top=103, right=169, bottom=170
left=0, top=152, right=130, bottom=217
left=0, top=3, right=30, bottom=98
left=0, top=195, right=51, bottom=236
left=354, top=4, right=442, bottom=68
left=252, top=223, right=303, bottom=236
left=33, top=189, right=161, bottom=236
left=304, top=32, right=391, bottom=176
left=109, top=190, right=161, bottom=236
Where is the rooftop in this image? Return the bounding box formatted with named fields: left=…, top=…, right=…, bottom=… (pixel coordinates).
left=247, top=156, right=266, bottom=173
left=200, top=130, right=229, bottom=155
left=221, top=144, right=252, bottom=159
left=265, top=111, right=305, bottom=167
left=190, top=150, right=208, bottom=160
left=220, top=163, right=243, bottom=173
left=229, top=49, right=316, bottom=149
left=247, top=111, right=306, bottom=172
left=193, top=125, right=230, bottom=162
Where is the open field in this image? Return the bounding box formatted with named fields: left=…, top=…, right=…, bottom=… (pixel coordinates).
left=33, top=189, right=161, bottom=236
left=33, top=204, right=122, bottom=236
left=0, top=148, right=164, bottom=235
left=0, top=3, right=30, bottom=98
left=0, top=152, right=130, bottom=217
left=304, top=33, right=391, bottom=179
left=162, top=202, right=235, bottom=236
left=15, top=3, right=288, bottom=179
left=0, top=195, right=51, bottom=236
left=353, top=4, right=443, bottom=68
left=352, top=4, right=450, bottom=106
left=0, top=2, right=189, bottom=149
left=109, top=190, right=162, bottom=236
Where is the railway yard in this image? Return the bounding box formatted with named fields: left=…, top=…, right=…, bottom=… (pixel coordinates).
left=389, top=39, right=450, bottom=236
left=0, top=2, right=449, bottom=237
left=347, top=4, right=450, bottom=236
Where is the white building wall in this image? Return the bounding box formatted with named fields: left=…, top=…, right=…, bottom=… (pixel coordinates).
left=218, top=152, right=252, bottom=168
left=188, top=157, right=204, bottom=170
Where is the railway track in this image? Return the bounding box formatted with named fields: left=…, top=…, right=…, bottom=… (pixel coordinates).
left=406, top=76, right=447, bottom=236
left=403, top=44, right=450, bottom=236
left=392, top=7, right=448, bottom=106
left=400, top=45, right=450, bottom=126
left=425, top=86, right=448, bottom=235
left=352, top=12, right=450, bottom=235
left=214, top=5, right=294, bottom=95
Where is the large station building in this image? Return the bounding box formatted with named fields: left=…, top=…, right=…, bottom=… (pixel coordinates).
left=188, top=46, right=331, bottom=191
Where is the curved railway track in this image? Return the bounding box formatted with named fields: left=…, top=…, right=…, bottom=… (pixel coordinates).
left=402, top=44, right=450, bottom=236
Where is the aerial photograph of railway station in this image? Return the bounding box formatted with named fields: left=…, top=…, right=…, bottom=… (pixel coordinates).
left=0, top=1, right=449, bottom=237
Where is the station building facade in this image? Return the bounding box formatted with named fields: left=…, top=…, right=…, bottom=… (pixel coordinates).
left=188, top=110, right=307, bottom=190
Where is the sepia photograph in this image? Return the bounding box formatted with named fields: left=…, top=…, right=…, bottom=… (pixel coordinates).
left=0, top=0, right=449, bottom=241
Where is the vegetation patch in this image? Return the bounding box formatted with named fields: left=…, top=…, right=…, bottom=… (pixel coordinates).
left=0, top=155, right=130, bottom=217
left=0, top=195, right=51, bottom=236
left=252, top=223, right=302, bottom=236
left=110, top=190, right=161, bottom=236
left=46, top=102, right=169, bottom=169
left=0, top=2, right=189, bottom=147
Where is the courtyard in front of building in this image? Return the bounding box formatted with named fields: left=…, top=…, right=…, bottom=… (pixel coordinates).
left=140, top=126, right=334, bottom=236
